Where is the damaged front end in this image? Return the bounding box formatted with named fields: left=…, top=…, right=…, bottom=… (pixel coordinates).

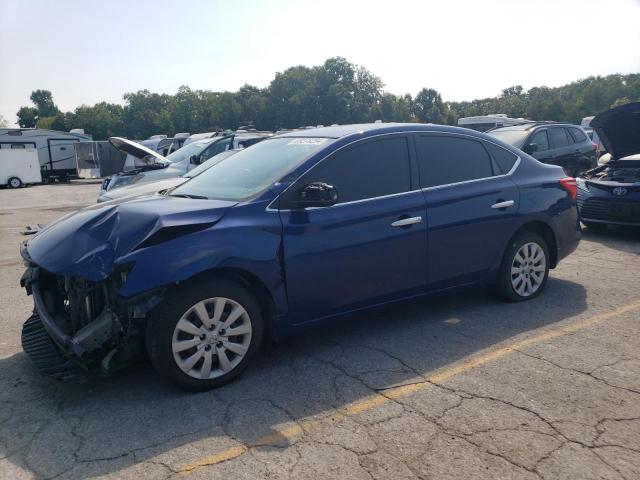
left=17, top=194, right=238, bottom=382
left=20, top=259, right=163, bottom=381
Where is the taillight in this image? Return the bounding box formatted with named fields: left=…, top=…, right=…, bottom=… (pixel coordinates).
left=559, top=177, right=577, bottom=199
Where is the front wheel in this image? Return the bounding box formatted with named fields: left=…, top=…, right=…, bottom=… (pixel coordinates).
left=496, top=232, right=550, bottom=302
left=146, top=279, right=263, bottom=390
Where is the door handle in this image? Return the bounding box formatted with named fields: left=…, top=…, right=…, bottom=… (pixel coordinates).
left=491, top=200, right=515, bottom=209
left=391, top=216, right=422, bottom=227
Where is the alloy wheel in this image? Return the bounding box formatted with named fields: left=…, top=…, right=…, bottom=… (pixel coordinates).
left=510, top=242, right=546, bottom=297
left=171, top=297, right=252, bottom=380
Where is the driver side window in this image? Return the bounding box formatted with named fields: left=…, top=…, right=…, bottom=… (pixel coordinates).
left=529, top=130, right=550, bottom=152
left=280, top=136, right=412, bottom=208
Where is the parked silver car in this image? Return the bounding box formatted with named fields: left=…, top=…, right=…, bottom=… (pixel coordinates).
left=99, top=132, right=271, bottom=200
left=97, top=150, right=240, bottom=203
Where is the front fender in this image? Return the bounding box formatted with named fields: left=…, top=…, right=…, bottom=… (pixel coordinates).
left=117, top=201, right=287, bottom=317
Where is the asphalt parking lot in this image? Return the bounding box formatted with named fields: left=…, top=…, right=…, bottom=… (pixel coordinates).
left=1, top=183, right=639, bottom=480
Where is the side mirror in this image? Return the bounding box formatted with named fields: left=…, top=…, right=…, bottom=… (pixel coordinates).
left=294, top=182, right=338, bottom=209
left=189, top=155, right=199, bottom=165
left=524, top=143, right=538, bottom=154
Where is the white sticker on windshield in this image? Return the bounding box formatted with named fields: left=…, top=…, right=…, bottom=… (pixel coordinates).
left=287, top=138, right=327, bottom=146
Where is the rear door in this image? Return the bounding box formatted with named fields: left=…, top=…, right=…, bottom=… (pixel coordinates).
left=279, top=135, right=427, bottom=324
left=415, top=134, right=520, bottom=290
left=568, top=126, right=596, bottom=171
left=547, top=127, right=575, bottom=175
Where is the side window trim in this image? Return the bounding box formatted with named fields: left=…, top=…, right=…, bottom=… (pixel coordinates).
left=268, top=131, right=521, bottom=211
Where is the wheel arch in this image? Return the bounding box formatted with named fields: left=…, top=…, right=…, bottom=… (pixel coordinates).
left=507, top=221, right=558, bottom=268
left=178, top=266, right=279, bottom=342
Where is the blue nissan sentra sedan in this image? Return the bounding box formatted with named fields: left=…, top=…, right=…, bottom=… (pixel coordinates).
left=20, top=123, right=581, bottom=389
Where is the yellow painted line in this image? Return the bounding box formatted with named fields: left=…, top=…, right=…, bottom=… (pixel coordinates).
left=179, top=299, right=640, bottom=474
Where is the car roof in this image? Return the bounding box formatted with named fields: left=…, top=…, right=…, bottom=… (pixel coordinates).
left=273, top=123, right=482, bottom=139
left=491, top=122, right=581, bottom=133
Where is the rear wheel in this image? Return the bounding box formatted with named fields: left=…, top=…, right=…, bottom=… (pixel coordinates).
left=146, top=279, right=263, bottom=390
left=8, top=177, right=22, bottom=188
left=497, top=232, right=550, bottom=302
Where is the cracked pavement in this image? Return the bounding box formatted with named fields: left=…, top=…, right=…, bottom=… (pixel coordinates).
left=1, top=183, right=640, bottom=479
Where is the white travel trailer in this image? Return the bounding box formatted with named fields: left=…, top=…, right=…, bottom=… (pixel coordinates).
left=0, top=128, right=92, bottom=181
left=0, top=146, right=42, bottom=188
left=458, top=114, right=531, bottom=132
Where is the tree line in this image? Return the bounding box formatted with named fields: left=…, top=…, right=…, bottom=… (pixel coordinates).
left=15, top=57, right=640, bottom=140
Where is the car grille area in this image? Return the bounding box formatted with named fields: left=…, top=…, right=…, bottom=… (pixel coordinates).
left=579, top=198, right=640, bottom=223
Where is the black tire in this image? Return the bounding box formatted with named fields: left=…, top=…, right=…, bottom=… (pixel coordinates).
left=583, top=221, right=607, bottom=231
left=8, top=177, right=22, bottom=188
left=145, top=278, right=263, bottom=390
left=496, top=231, right=550, bottom=302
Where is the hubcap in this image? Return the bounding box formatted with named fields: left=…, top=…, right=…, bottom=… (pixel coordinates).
left=171, top=297, right=252, bottom=380
left=510, top=242, right=546, bottom=297
left=10, top=179, right=20, bottom=187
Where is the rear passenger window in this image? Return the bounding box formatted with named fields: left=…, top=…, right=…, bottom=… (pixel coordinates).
left=549, top=128, right=570, bottom=148
left=569, top=128, right=587, bottom=143
left=416, top=135, right=494, bottom=188
left=291, top=136, right=411, bottom=204
left=484, top=142, right=518, bottom=174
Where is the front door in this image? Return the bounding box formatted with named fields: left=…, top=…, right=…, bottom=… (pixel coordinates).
left=278, top=135, right=428, bottom=325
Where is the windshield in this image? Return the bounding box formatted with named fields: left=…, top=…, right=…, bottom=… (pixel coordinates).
left=171, top=137, right=331, bottom=201
left=165, top=141, right=209, bottom=163
left=487, top=130, right=530, bottom=148
left=184, top=150, right=238, bottom=178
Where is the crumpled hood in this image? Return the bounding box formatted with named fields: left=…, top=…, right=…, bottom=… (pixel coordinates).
left=24, top=195, right=236, bottom=281
left=591, top=102, right=640, bottom=160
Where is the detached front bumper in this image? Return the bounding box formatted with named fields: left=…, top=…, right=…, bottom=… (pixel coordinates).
left=20, top=266, right=123, bottom=370
left=19, top=260, right=164, bottom=379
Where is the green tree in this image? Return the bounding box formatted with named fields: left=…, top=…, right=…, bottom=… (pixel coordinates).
left=30, top=89, right=60, bottom=117
left=73, top=102, right=125, bottom=138
left=268, top=65, right=320, bottom=128
left=16, top=106, right=38, bottom=128
left=413, top=88, right=446, bottom=124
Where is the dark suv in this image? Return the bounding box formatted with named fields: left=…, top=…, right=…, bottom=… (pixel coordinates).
left=488, top=123, right=597, bottom=176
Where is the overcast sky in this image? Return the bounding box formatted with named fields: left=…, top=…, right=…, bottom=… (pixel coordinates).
left=1, top=0, right=639, bottom=126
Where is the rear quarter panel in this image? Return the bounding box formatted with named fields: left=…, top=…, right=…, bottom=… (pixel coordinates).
left=506, top=155, right=581, bottom=266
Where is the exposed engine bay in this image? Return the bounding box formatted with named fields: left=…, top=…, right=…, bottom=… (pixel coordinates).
left=582, top=161, right=640, bottom=184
